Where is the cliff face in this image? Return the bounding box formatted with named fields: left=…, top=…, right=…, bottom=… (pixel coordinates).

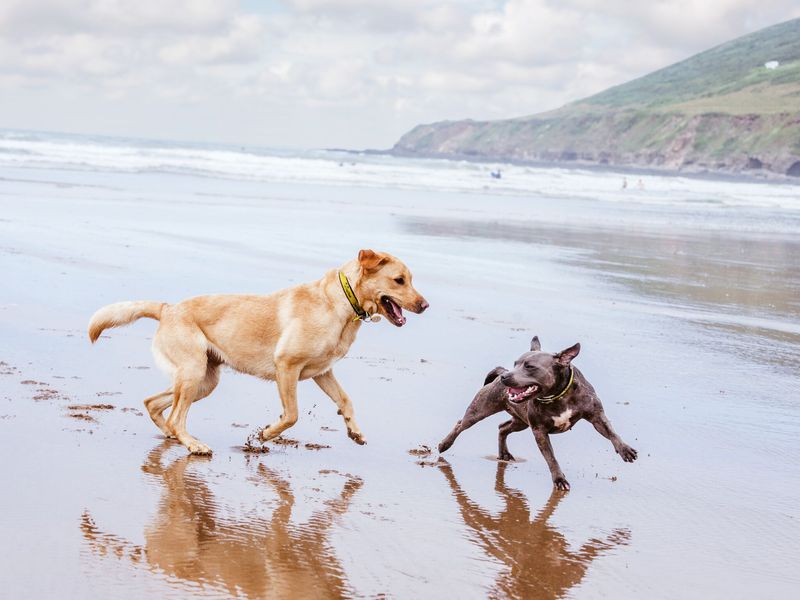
left=392, top=18, right=800, bottom=178
left=393, top=111, right=800, bottom=176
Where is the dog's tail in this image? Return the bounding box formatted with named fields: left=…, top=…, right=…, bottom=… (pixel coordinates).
left=484, top=366, right=507, bottom=386
left=88, top=301, right=165, bottom=343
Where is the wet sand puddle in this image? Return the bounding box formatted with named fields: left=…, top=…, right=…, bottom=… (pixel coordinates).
left=1, top=167, right=798, bottom=598
left=439, top=461, right=629, bottom=600
left=0, top=342, right=638, bottom=599
left=81, top=442, right=362, bottom=599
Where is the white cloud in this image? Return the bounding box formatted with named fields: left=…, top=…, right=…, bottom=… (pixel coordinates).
left=1, top=0, right=799, bottom=148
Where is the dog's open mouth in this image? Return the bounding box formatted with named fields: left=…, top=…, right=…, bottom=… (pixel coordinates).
left=505, top=385, right=538, bottom=403
left=381, top=295, right=406, bottom=327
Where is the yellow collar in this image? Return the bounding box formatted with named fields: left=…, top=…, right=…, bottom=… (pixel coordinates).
left=338, top=271, right=370, bottom=322
left=538, top=367, right=574, bottom=404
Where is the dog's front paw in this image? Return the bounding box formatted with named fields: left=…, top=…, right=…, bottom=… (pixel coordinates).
left=552, top=476, right=570, bottom=491
left=347, top=429, right=367, bottom=445
left=187, top=441, right=212, bottom=456
left=618, top=444, right=638, bottom=462
left=437, top=440, right=451, bottom=453
left=498, top=451, right=515, bottom=462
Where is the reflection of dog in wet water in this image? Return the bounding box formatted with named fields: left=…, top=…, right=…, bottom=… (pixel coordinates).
left=438, top=460, right=630, bottom=599
left=439, top=336, right=637, bottom=490
left=87, top=249, right=428, bottom=455
left=81, top=442, right=363, bottom=598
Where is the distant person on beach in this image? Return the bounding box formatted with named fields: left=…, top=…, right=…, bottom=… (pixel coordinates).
left=621, top=177, right=628, bottom=189
left=636, top=179, right=645, bottom=190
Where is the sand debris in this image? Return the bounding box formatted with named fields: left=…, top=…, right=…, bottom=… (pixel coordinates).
left=0, top=361, right=18, bottom=376
left=415, top=456, right=445, bottom=468
left=243, top=442, right=270, bottom=454
left=33, top=388, right=63, bottom=401
left=408, top=444, right=432, bottom=457
left=67, top=404, right=115, bottom=411
left=320, top=426, right=338, bottom=432
left=66, top=413, right=98, bottom=423
left=243, top=430, right=270, bottom=453
left=270, top=436, right=300, bottom=447
left=121, top=407, right=144, bottom=416
left=304, top=442, right=331, bottom=450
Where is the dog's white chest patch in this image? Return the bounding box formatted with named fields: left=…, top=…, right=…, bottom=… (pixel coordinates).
left=552, top=409, right=574, bottom=431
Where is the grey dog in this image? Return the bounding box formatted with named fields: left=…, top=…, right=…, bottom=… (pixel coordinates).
left=438, top=336, right=637, bottom=490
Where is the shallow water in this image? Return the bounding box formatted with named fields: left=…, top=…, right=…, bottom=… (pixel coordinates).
left=1, top=161, right=798, bottom=599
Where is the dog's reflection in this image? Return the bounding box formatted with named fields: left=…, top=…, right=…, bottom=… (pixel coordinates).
left=439, top=460, right=630, bottom=599
left=81, top=441, right=362, bottom=598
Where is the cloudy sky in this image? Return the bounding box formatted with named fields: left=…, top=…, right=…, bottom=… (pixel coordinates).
left=1, top=1, right=798, bottom=149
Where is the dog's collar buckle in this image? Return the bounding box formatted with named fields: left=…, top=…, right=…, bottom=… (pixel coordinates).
left=338, top=271, right=380, bottom=323
left=538, top=366, right=574, bottom=404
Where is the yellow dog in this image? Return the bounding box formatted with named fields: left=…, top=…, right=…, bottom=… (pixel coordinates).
left=88, top=249, right=428, bottom=454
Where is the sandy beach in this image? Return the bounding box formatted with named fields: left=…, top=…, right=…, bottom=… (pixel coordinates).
left=1, top=139, right=798, bottom=598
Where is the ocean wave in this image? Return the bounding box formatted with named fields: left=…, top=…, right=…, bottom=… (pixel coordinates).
left=1, top=129, right=799, bottom=210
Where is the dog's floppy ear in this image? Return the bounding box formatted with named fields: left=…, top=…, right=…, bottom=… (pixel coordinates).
left=554, top=342, right=580, bottom=365
left=358, top=249, right=388, bottom=272
left=530, top=335, right=541, bottom=351
left=484, top=366, right=507, bottom=386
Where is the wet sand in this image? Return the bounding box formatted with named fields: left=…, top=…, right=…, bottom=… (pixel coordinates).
left=0, top=166, right=798, bottom=598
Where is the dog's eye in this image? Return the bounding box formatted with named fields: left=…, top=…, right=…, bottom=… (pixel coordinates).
left=394, top=277, right=405, bottom=285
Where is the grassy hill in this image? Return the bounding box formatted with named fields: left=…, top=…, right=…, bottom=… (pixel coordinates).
left=392, top=18, right=800, bottom=177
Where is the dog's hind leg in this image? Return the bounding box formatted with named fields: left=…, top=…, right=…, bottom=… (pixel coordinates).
left=438, top=391, right=504, bottom=454
left=144, top=365, right=219, bottom=439
left=166, top=373, right=212, bottom=455
left=497, top=417, right=528, bottom=461
left=313, top=369, right=365, bottom=445
left=586, top=410, right=638, bottom=462
left=144, top=389, right=175, bottom=437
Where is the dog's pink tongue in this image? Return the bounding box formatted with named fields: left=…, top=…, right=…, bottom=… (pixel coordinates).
left=507, top=386, right=526, bottom=395
left=388, top=299, right=405, bottom=325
